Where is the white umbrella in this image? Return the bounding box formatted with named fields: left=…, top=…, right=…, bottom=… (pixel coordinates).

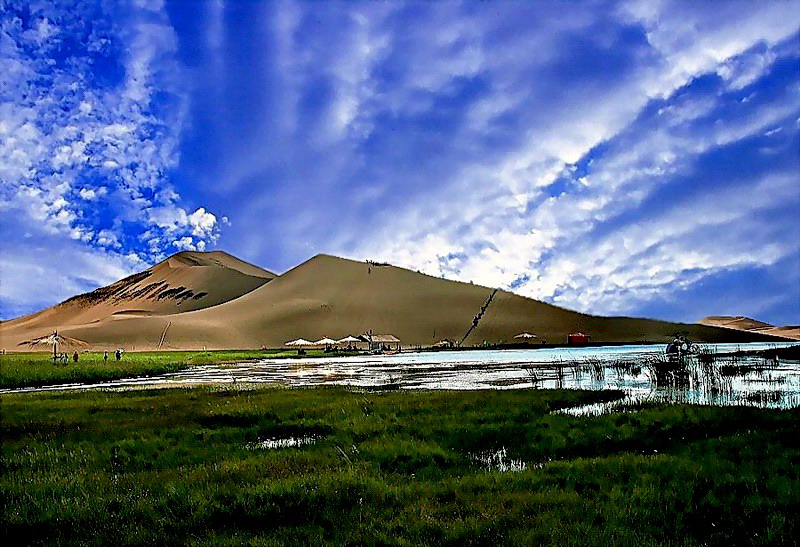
left=18, top=331, right=89, bottom=361
left=514, top=332, right=537, bottom=339
left=285, top=338, right=315, bottom=346
left=314, top=337, right=338, bottom=345
left=337, top=336, right=362, bottom=344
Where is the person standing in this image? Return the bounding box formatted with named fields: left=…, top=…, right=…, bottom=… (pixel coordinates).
left=103, top=351, right=108, bottom=363
left=73, top=351, right=79, bottom=362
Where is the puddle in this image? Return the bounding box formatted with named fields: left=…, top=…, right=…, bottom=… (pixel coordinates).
left=246, top=436, right=318, bottom=450
left=472, top=447, right=527, bottom=472
left=559, top=398, right=645, bottom=417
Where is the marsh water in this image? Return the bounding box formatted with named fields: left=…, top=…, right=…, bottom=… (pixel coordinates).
left=7, top=342, right=800, bottom=414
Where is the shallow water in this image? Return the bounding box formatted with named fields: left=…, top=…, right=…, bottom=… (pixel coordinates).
left=246, top=436, right=318, bottom=450
left=5, top=343, right=799, bottom=413
left=472, top=447, right=528, bottom=472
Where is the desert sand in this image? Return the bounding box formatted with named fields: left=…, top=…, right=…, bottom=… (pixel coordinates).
left=699, top=316, right=800, bottom=340
left=2, top=252, right=793, bottom=351
left=2, top=251, right=274, bottom=349
left=759, top=326, right=800, bottom=339
left=699, top=316, right=775, bottom=331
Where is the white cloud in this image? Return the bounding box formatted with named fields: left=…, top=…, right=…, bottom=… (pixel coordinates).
left=96, top=229, right=120, bottom=248
left=187, top=207, right=218, bottom=238
left=522, top=172, right=799, bottom=313
left=4, top=0, right=798, bottom=324
left=77, top=187, right=96, bottom=200
left=172, top=236, right=195, bottom=250
left=0, top=2, right=222, bottom=252
left=0, top=204, right=139, bottom=320
left=327, top=3, right=800, bottom=319
left=0, top=1, right=226, bottom=318
left=717, top=49, right=777, bottom=91
left=618, top=0, right=800, bottom=94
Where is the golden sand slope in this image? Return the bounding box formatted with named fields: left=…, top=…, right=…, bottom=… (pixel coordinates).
left=699, top=316, right=800, bottom=340
left=759, top=326, right=800, bottom=340
left=1, top=251, right=274, bottom=349
left=699, top=316, right=774, bottom=331
left=4, top=253, right=788, bottom=351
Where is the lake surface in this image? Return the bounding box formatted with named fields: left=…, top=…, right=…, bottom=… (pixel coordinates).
left=6, top=343, right=800, bottom=413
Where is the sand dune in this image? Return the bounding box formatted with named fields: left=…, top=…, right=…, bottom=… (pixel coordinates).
left=3, top=252, right=789, bottom=351
left=2, top=251, right=274, bottom=349
left=699, top=316, right=774, bottom=331
left=699, top=316, right=800, bottom=340
left=759, top=326, right=800, bottom=339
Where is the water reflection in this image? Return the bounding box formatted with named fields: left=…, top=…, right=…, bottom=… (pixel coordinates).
left=4, top=343, right=799, bottom=414
left=472, top=447, right=527, bottom=472
left=246, top=436, right=318, bottom=450
left=560, top=353, right=800, bottom=415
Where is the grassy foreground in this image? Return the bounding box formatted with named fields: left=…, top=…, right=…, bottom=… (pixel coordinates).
left=0, top=350, right=356, bottom=389
left=2, top=387, right=798, bottom=545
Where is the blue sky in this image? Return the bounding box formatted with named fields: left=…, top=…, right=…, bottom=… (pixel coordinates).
left=2, top=0, right=799, bottom=326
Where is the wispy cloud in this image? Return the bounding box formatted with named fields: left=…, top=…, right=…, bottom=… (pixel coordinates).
left=0, top=2, right=223, bottom=250
left=2, top=0, right=799, bottom=325
left=1, top=0, right=225, bottom=316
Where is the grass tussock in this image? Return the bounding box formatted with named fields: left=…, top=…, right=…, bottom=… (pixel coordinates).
left=2, top=387, right=798, bottom=545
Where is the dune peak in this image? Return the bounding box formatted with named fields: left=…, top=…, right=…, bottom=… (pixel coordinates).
left=3, top=249, right=795, bottom=351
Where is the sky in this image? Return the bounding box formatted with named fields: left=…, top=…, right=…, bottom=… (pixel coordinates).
left=1, top=0, right=799, bottom=326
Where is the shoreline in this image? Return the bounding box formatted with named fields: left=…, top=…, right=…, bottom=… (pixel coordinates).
left=3, top=342, right=797, bottom=394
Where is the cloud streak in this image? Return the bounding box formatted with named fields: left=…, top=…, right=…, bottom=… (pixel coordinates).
left=2, top=0, right=799, bottom=326
left=1, top=0, right=226, bottom=316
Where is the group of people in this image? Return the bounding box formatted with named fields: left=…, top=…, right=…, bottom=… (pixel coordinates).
left=54, top=352, right=75, bottom=364
left=103, top=349, right=124, bottom=362
left=666, top=334, right=700, bottom=357
left=54, top=348, right=124, bottom=364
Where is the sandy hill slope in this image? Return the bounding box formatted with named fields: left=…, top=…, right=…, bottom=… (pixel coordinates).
left=698, top=316, right=800, bottom=340
left=698, top=316, right=774, bottom=331
left=17, top=254, right=789, bottom=351
left=2, top=251, right=275, bottom=348
left=759, top=326, right=800, bottom=339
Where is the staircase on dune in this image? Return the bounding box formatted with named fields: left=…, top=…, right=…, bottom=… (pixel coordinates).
left=459, top=288, right=498, bottom=347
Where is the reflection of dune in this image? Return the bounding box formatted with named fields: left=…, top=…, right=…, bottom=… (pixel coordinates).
left=2, top=252, right=793, bottom=351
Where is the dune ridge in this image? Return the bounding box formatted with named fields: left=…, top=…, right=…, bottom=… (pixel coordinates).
left=2, top=251, right=275, bottom=348
left=2, top=252, right=793, bottom=351
left=699, top=316, right=800, bottom=340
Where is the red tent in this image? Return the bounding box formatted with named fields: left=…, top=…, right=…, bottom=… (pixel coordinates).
left=567, top=333, right=590, bottom=344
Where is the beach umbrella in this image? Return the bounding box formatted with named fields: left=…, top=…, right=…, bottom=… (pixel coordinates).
left=314, top=338, right=338, bottom=345
left=18, top=331, right=89, bottom=359
left=514, top=332, right=537, bottom=340
left=285, top=338, right=315, bottom=346
left=337, top=336, right=362, bottom=344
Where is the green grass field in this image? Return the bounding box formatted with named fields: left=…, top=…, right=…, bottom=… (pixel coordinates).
left=2, top=386, right=798, bottom=545
left=0, top=350, right=357, bottom=389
